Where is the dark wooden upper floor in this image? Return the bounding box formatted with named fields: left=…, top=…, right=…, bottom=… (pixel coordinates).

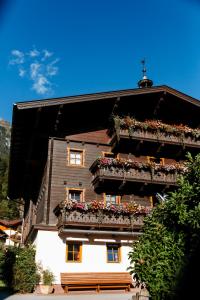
left=8, top=85, right=200, bottom=201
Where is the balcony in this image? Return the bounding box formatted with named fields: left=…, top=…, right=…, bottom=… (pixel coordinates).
left=110, top=117, right=200, bottom=153
left=54, top=201, right=148, bottom=232
left=90, top=158, right=186, bottom=193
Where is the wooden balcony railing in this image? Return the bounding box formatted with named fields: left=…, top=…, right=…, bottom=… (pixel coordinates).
left=57, top=210, right=143, bottom=229
left=92, top=166, right=178, bottom=185
left=112, top=128, right=200, bottom=148
left=54, top=201, right=149, bottom=231
left=90, top=158, right=186, bottom=187
left=110, top=117, right=200, bottom=149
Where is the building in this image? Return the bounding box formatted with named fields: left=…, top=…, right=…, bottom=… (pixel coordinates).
left=8, top=74, right=200, bottom=292
left=0, top=219, right=22, bottom=246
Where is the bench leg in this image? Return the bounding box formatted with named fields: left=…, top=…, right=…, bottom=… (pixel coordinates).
left=97, top=285, right=100, bottom=293
left=64, top=286, right=68, bottom=293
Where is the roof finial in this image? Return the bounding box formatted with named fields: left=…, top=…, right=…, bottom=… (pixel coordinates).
left=138, top=58, right=153, bottom=88
left=141, top=59, right=147, bottom=79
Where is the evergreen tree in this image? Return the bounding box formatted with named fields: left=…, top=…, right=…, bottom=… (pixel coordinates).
left=0, top=121, right=21, bottom=220
left=128, top=153, right=200, bottom=300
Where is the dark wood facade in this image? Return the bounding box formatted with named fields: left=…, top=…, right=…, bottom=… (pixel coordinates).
left=8, top=85, right=200, bottom=243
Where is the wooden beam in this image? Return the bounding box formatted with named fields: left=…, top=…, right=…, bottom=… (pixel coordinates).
left=153, top=95, right=165, bottom=117
left=46, top=138, right=54, bottom=225
left=162, top=185, right=170, bottom=193
left=118, top=180, right=126, bottom=190
left=135, top=140, right=143, bottom=152
left=110, top=97, right=121, bottom=118
left=175, top=147, right=185, bottom=158
left=54, top=104, right=64, bottom=132
left=139, top=182, right=148, bottom=192
left=156, top=143, right=165, bottom=153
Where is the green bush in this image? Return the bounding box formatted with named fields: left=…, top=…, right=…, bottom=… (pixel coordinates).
left=0, top=245, right=5, bottom=282
left=1, top=245, right=40, bottom=293
left=42, top=269, right=54, bottom=285
left=129, top=153, right=200, bottom=300
left=13, top=245, right=40, bottom=293
left=2, top=246, right=16, bottom=287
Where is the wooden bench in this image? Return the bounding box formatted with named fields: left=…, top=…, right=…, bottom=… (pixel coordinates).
left=61, top=272, right=132, bottom=293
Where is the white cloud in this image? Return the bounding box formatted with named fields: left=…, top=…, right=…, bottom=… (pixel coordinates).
left=30, top=62, right=41, bottom=79
left=42, top=49, right=53, bottom=61
left=9, top=47, right=60, bottom=96
left=32, top=75, right=51, bottom=95
left=12, top=50, right=23, bottom=56
left=29, top=48, right=40, bottom=57
left=46, top=59, right=59, bottom=76
left=19, top=68, right=26, bottom=77
left=9, top=50, right=24, bottom=65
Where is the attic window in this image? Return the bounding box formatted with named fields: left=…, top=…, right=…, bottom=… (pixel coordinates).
left=68, top=148, right=85, bottom=166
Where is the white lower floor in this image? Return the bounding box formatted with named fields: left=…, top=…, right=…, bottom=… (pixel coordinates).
left=33, top=230, right=135, bottom=284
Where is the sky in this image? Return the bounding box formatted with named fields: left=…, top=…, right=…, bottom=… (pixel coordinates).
left=0, top=0, right=200, bottom=121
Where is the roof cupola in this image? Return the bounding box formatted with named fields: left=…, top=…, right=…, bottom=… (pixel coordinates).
left=138, top=59, right=153, bottom=88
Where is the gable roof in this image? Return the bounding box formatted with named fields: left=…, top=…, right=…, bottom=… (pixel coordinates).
left=14, top=85, right=200, bottom=109
left=8, top=85, right=200, bottom=200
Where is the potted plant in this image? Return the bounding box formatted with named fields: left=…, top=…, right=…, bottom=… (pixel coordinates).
left=40, top=268, right=55, bottom=294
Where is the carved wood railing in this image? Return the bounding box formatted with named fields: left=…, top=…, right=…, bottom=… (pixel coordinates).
left=56, top=209, right=144, bottom=230
left=92, top=166, right=179, bottom=185
left=112, top=128, right=200, bottom=148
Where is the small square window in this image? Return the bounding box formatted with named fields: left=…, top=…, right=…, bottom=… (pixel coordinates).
left=105, top=194, right=120, bottom=205
left=68, top=189, right=83, bottom=202
left=107, top=244, right=120, bottom=263
left=69, top=149, right=84, bottom=166
left=148, top=157, right=164, bottom=165
left=103, top=152, right=117, bottom=158
left=66, top=242, right=82, bottom=262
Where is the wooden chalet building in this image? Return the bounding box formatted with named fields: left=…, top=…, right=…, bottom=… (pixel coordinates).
left=8, top=75, right=200, bottom=292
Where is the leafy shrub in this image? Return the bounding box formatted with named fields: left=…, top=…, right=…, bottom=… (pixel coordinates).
left=13, top=245, right=40, bottom=293
left=1, top=245, right=40, bottom=293
left=42, top=269, right=54, bottom=285
left=129, top=153, right=200, bottom=300
left=2, top=246, right=16, bottom=287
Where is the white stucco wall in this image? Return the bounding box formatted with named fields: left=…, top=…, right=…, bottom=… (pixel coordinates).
left=4, top=229, right=16, bottom=246
left=34, top=230, right=134, bottom=284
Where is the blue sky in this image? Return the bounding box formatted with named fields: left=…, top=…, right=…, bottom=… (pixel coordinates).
left=0, top=0, right=200, bottom=121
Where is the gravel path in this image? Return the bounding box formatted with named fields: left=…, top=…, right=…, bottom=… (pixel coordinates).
left=0, top=291, right=136, bottom=300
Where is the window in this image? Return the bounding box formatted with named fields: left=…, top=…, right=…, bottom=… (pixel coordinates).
left=150, top=195, right=160, bottom=207
left=68, top=189, right=84, bottom=202
left=106, top=244, right=120, bottom=263
left=147, top=156, right=164, bottom=165
left=105, top=194, right=120, bottom=205
left=66, top=242, right=82, bottom=262
left=102, top=152, right=117, bottom=158
left=68, top=149, right=84, bottom=166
